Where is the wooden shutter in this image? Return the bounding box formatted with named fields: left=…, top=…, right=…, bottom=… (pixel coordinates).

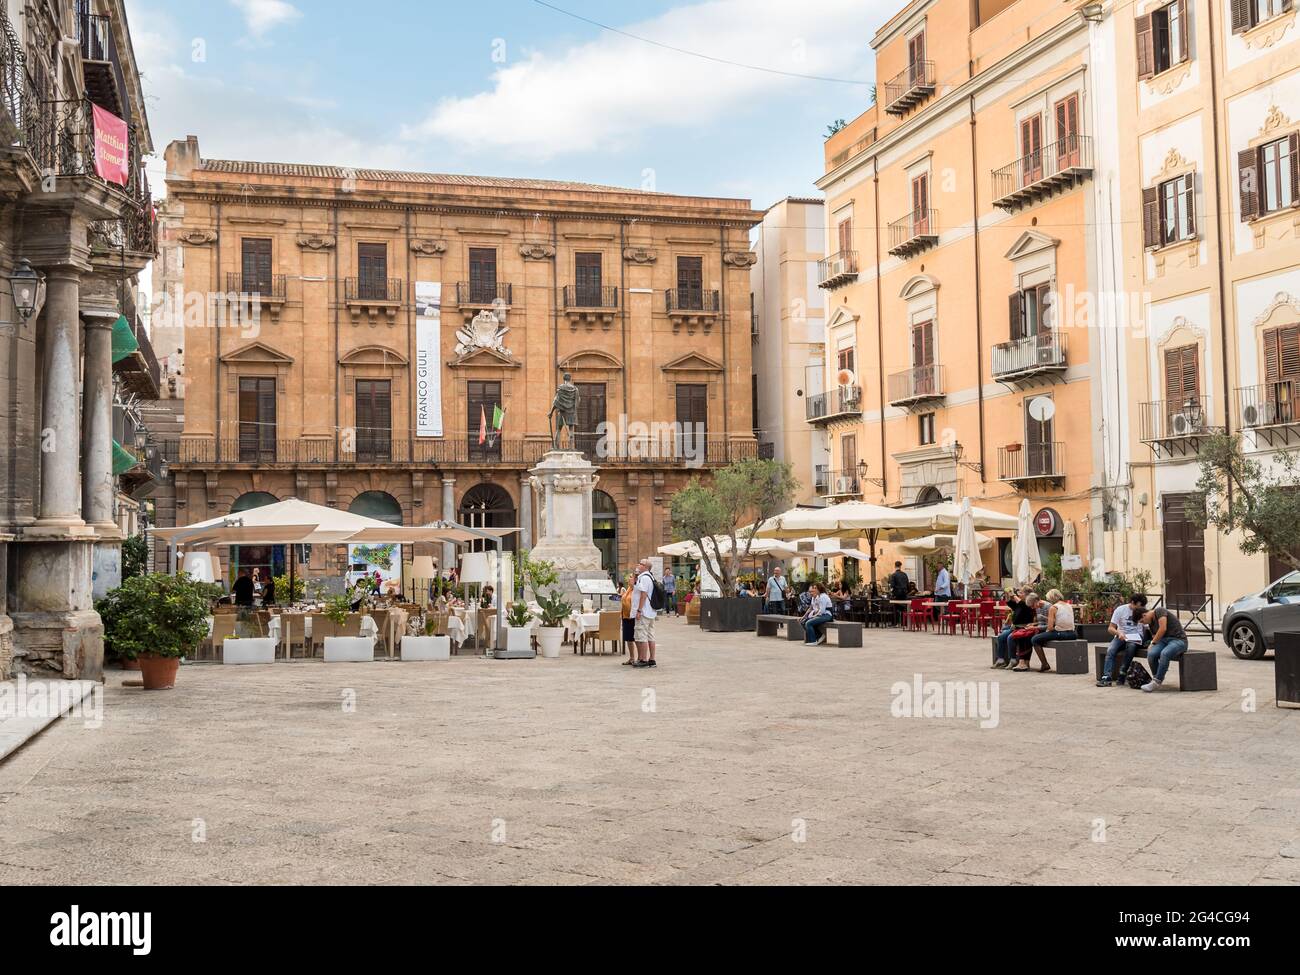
left=1230, top=0, right=1253, bottom=33
left=1238, top=148, right=1259, bottom=221
left=1290, top=133, right=1300, bottom=205
left=1135, top=14, right=1155, bottom=79
left=1009, top=290, right=1025, bottom=339
left=575, top=252, right=602, bottom=303
left=355, top=379, right=391, bottom=460
left=1164, top=345, right=1199, bottom=408
left=1263, top=327, right=1300, bottom=384
left=1143, top=186, right=1161, bottom=247
left=1175, top=0, right=1189, bottom=63
left=911, top=321, right=934, bottom=366
left=241, top=238, right=271, bottom=292
left=676, top=256, right=703, bottom=293
left=675, top=383, right=707, bottom=457
left=1182, top=174, right=1197, bottom=238
left=469, top=248, right=497, bottom=302
left=837, top=218, right=852, bottom=254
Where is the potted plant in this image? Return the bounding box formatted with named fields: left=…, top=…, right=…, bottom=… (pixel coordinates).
left=96, top=572, right=218, bottom=688
left=322, top=590, right=374, bottom=662
left=503, top=601, right=535, bottom=655
left=400, top=611, right=451, bottom=661
left=272, top=573, right=305, bottom=604
left=534, top=590, right=573, bottom=658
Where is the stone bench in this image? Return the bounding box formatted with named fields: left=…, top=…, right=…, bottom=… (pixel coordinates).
left=822, top=620, right=864, bottom=648
left=989, top=635, right=1088, bottom=674
left=1092, top=644, right=1218, bottom=691
left=755, top=614, right=803, bottom=641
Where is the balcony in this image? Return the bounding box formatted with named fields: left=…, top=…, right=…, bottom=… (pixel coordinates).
left=112, top=313, right=160, bottom=399
left=344, top=276, right=403, bottom=322
left=751, top=310, right=759, bottom=343
left=665, top=288, right=720, bottom=333
left=814, top=465, right=861, bottom=499
left=887, top=364, right=945, bottom=411
left=76, top=2, right=127, bottom=117
left=562, top=284, right=618, bottom=329
left=1139, top=397, right=1221, bottom=457
left=887, top=209, right=939, bottom=258
left=998, top=442, right=1065, bottom=488
left=883, top=60, right=935, bottom=117
left=817, top=251, right=858, bottom=290
left=992, top=135, right=1094, bottom=211
left=455, top=281, right=512, bottom=320
left=225, top=272, right=287, bottom=320
left=806, top=385, right=863, bottom=425
left=161, top=434, right=757, bottom=469
left=1237, top=382, right=1300, bottom=447
left=991, top=329, right=1068, bottom=388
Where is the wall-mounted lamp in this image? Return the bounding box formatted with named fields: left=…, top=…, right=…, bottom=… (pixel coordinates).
left=950, top=441, right=983, bottom=476
left=1080, top=3, right=1105, bottom=22
left=6, top=259, right=46, bottom=322
left=858, top=458, right=885, bottom=489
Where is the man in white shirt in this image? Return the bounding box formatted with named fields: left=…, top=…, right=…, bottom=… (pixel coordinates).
left=631, top=557, right=658, bottom=668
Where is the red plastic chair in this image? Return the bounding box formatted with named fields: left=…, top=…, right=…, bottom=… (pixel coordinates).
left=939, top=602, right=963, bottom=635
left=976, top=599, right=998, bottom=637
left=906, top=598, right=928, bottom=631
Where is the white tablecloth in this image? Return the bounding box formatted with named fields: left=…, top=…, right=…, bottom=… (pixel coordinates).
left=566, top=613, right=601, bottom=641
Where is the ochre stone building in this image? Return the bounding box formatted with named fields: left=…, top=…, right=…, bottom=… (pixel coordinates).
left=157, top=137, right=761, bottom=579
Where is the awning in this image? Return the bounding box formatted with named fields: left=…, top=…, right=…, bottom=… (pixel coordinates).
left=111, top=439, right=138, bottom=475
left=110, top=314, right=137, bottom=364
left=345, top=524, right=519, bottom=545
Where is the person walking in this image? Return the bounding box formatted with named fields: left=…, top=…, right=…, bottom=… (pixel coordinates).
left=662, top=569, right=677, bottom=616
left=630, top=557, right=659, bottom=668
left=765, top=566, right=789, bottom=614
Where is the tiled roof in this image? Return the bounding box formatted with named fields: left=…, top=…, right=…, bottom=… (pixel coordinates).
left=198, top=159, right=667, bottom=196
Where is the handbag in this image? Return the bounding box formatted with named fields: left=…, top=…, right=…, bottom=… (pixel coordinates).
left=1010, top=627, right=1037, bottom=640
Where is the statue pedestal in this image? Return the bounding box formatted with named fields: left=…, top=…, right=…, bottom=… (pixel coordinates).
left=527, top=450, right=606, bottom=602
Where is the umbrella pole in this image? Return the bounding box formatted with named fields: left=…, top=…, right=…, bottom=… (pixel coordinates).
left=869, top=529, right=879, bottom=594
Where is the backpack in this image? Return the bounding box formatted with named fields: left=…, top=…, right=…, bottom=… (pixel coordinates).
left=640, top=572, right=666, bottom=611
left=1126, top=660, right=1152, bottom=689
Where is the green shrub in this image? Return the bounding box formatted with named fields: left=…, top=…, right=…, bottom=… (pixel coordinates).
left=96, top=572, right=220, bottom=660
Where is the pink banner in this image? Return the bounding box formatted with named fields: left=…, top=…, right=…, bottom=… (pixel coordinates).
left=91, top=103, right=129, bottom=186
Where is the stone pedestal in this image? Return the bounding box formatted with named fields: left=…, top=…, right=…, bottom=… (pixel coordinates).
left=526, top=450, right=606, bottom=602
left=9, top=538, right=103, bottom=680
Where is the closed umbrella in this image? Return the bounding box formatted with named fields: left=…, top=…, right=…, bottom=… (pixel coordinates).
left=1012, top=498, right=1042, bottom=587
left=1063, top=519, right=1077, bottom=558
left=952, top=497, right=983, bottom=595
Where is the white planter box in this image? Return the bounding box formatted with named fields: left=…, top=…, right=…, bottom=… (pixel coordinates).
left=222, top=637, right=277, bottom=665
left=324, top=636, right=376, bottom=663
left=536, top=626, right=565, bottom=658
left=505, top=625, right=534, bottom=654
left=401, top=635, right=450, bottom=661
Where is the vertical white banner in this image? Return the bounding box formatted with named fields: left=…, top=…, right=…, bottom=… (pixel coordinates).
left=415, top=281, right=443, bottom=437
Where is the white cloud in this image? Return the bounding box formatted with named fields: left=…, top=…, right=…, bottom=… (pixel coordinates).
left=230, top=0, right=301, bottom=38
left=402, top=0, right=882, bottom=162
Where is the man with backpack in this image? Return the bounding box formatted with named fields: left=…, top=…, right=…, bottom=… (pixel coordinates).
left=631, top=557, right=662, bottom=668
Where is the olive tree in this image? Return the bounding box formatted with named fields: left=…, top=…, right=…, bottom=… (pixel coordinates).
left=669, top=457, right=797, bottom=593
left=1191, top=432, right=1300, bottom=572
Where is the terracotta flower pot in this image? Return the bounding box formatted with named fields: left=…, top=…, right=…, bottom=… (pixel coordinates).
left=138, top=654, right=180, bottom=690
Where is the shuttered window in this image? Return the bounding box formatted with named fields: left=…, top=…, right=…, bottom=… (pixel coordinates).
left=1139, top=1, right=1189, bottom=77
left=357, top=243, right=387, bottom=300
left=241, top=238, right=272, bottom=294
left=1010, top=284, right=1051, bottom=339
left=1020, top=115, right=1042, bottom=185
left=911, top=174, right=929, bottom=233
left=354, top=379, right=392, bottom=462
left=1147, top=174, right=1196, bottom=246
left=468, top=248, right=498, bottom=304
left=912, top=321, right=935, bottom=395
left=837, top=217, right=852, bottom=254
left=1054, top=94, right=1080, bottom=167
left=1241, top=135, right=1300, bottom=221
left=467, top=380, right=502, bottom=460
left=575, top=382, right=606, bottom=460
left=1263, top=326, right=1300, bottom=384
left=1235, top=0, right=1293, bottom=33
left=574, top=252, right=602, bottom=304
left=675, top=383, right=707, bottom=458
left=238, top=377, right=276, bottom=462
left=1163, top=345, right=1199, bottom=412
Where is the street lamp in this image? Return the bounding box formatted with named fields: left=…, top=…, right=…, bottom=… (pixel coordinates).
left=857, top=458, right=885, bottom=489
left=6, top=259, right=46, bottom=322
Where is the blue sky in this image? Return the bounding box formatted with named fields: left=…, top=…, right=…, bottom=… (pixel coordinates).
left=125, top=0, right=889, bottom=209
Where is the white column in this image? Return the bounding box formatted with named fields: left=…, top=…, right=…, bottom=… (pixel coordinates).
left=519, top=475, right=532, bottom=550
left=37, top=269, right=84, bottom=527
left=81, top=312, right=116, bottom=529
left=441, top=476, right=456, bottom=570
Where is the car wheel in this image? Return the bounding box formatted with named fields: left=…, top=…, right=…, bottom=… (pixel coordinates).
left=1228, top=620, right=1266, bottom=660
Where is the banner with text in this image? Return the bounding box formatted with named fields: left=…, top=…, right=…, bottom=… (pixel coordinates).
left=415, top=281, right=443, bottom=437
left=91, top=103, right=129, bottom=186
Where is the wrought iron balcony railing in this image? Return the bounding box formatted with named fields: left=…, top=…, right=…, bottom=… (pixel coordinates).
left=887, top=364, right=945, bottom=406
left=992, top=134, right=1094, bottom=210
left=991, top=329, right=1068, bottom=382
left=887, top=208, right=939, bottom=257
left=806, top=385, right=863, bottom=423
left=883, top=60, right=935, bottom=116
left=345, top=277, right=403, bottom=302
left=665, top=288, right=720, bottom=313
left=817, top=250, right=858, bottom=289
left=226, top=272, right=287, bottom=299
left=562, top=285, right=618, bottom=309
left=998, top=442, right=1065, bottom=483
left=456, top=281, right=512, bottom=306
left=1139, top=397, right=1220, bottom=457
left=1238, top=382, right=1300, bottom=428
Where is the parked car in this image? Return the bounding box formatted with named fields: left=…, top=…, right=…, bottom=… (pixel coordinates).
left=1221, top=571, right=1300, bottom=659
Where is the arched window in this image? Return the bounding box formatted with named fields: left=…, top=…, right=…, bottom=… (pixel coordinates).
left=916, top=485, right=944, bottom=504
left=459, top=483, right=517, bottom=553
left=229, top=492, right=280, bottom=582
left=230, top=491, right=278, bottom=513
left=349, top=490, right=403, bottom=525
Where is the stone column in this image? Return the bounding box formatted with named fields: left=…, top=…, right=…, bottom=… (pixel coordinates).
left=36, top=269, right=86, bottom=527
left=519, top=474, right=533, bottom=550
left=441, top=476, right=456, bottom=571
left=81, top=311, right=117, bottom=531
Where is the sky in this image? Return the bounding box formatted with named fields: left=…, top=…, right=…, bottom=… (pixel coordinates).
left=123, top=0, right=892, bottom=210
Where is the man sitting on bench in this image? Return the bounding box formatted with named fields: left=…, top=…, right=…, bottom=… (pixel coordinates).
left=1139, top=605, right=1188, bottom=693
left=1097, top=593, right=1149, bottom=687
left=801, top=583, right=835, bottom=646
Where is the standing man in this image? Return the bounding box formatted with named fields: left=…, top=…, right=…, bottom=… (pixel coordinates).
left=232, top=567, right=255, bottom=607
left=662, top=568, right=677, bottom=616
left=1139, top=605, right=1188, bottom=692
left=888, top=561, right=910, bottom=599
left=631, top=557, right=658, bottom=668
left=765, top=565, right=789, bottom=614
left=933, top=562, right=952, bottom=621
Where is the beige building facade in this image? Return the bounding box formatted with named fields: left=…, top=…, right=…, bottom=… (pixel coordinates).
left=750, top=197, right=826, bottom=504
left=157, top=138, right=761, bottom=581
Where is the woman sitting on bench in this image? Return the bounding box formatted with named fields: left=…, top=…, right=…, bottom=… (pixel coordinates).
left=1027, top=590, right=1078, bottom=672
left=801, top=583, right=835, bottom=646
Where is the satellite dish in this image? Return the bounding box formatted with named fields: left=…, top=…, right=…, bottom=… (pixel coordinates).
left=836, top=368, right=857, bottom=387
left=1027, top=396, right=1055, bottom=422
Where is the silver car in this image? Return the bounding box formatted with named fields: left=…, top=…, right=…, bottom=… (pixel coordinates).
left=1221, top=571, right=1300, bottom=659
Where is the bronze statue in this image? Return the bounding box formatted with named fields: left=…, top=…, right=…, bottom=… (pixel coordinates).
left=549, top=372, right=579, bottom=449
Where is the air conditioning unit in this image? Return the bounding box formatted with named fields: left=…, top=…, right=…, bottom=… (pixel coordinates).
left=1168, top=412, right=1204, bottom=437
left=1243, top=402, right=1277, bottom=427
left=834, top=475, right=856, bottom=495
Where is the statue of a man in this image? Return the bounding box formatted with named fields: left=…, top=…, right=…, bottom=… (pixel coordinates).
left=549, top=372, right=579, bottom=449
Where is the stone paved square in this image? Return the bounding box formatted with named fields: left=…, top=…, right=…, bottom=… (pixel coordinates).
left=1, top=617, right=1296, bottom=885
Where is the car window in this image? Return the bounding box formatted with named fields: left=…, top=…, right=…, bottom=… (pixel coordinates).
left=1272, top=572, right=1300, bottom=599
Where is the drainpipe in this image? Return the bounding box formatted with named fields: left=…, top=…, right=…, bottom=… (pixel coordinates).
left=405, top=205, right=413, bottom=464
left=333, top=205, right=340, bottom=463
left=215, top=201, right=222, bottom=461
left=619, top=220, right=628, bottom=420
left=872, top=159, right=887, bottom=498
left=1206, top=0, right=1232, bottom=595
left=968, top=94, right=987, bottom=485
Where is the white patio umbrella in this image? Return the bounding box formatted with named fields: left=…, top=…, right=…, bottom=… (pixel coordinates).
left=952, top=497, right=984, bottom=592
left=1012, top=498, right=1043, bottom=587
left=1062, top=519, right=1077, bottom=558
left=890, top=499, right=1020, bottom=533
left=896, top=532, right=994, bottom=556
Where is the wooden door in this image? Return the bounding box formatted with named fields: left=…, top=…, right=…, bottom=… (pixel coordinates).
left=241, top=238, right=272, bottom=294
left=675, top=383, right=707, bottom=459
left=1024, top=397, right=1053, bottom=476
left=469, top=247, right=497, bottom=304
left=1162, top=494, right=1206, bottom=610
left=355, top=379, right=392, bottom=462
left=1054, top=94, right=1079, bottom=168
left=575, top=382, right=606, bottom=460
left=467, top=380, right=501, bottom=460
left=1020, top=115, right=1042, bottom=185
left=676, top=256, right=703, bottom=309
left=238, top=377, right=276, bottom=462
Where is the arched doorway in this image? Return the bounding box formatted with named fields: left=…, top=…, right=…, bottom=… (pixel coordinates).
left=348, top=491, right=404, bottom=587
left=592, top=489, right=617, bottom=578
left=229, top=491, right=280, bottom=585
left=459, top=483, right=517, bottom=554
left=916, top=485, right=944, bottom=504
